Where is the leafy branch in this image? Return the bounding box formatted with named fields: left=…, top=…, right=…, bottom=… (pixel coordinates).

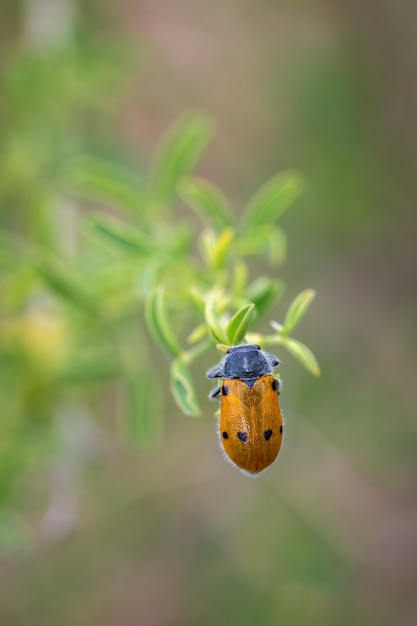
left=1, top=112, right=319, bottom=432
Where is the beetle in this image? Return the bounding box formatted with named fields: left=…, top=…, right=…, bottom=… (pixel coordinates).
left=207, top=344, right=283, bottom=474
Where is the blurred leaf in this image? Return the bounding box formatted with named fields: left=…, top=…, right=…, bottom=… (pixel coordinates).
left=205, top=295, right=229, bottom=344
left=232, top=261, right=248, bottom=299
left=59, top=357, right=120, bottom=382
left=36, top=255, right=96, bottom=311
left=188, top=287, right=207, bottom=313
left=281, top=337, right=321, bottom=376
left=167, top=222, right=195, bottom=256
left=282, top=289, right=316, bottom=335
left=180, top=176, right=232, bottom=229
left=64, top=156, right=146, bottom=212
left=200, top=228, right=234, bottom=271
left=150, top=113, right=214, bottom=204
left=2, top=267, right=37, bottom=309
left=199, top=229, right=216, bottom=268
left=213, top=228, right=235, bottom=271
left=212, top=228, right=234, bottom=271
left=227, top=303, right=255, bottom=345
left=170, top=358, right=201, bottom=416
left=125, top=374, right=162, bottom=445
left=187, top=323, right=208, bottom=344
left=243, top=171, right=304, bottom=228
left=145, top=288, right=182, bottom=357
left=236, top=225, right=286, bottom=266
left=245, top=277, right=285, bottom=319
left=84, top=214, right=153, bottom=255
left=267, top=226, right=287, bottom=266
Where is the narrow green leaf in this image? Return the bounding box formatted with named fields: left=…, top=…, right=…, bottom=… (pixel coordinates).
left=211, top=228, right=234, bottom=271
left=205, top=295, right=229, bottom=344
left=199, top=229, right=216, bottom=268
left=187, top=323, right=208, bottom=344
left=236, top=225, right=286, bottom=265
left=170, top=358, right=201, bottom=416
left=59, top=357, right=120, bottom=381
left=125, top=375, right=162, bottom=445
left=188, top=287, right=208, bottom=313
left=282, top=289, right=316, bottom=335
left=84, top=214, right=153, bottom=255
left=199, top=228, right=234, bottom=271
left=232, top=261, right=248, bottom=299
left=267, top=226, right=287, bottom=266
left=36, top=255, right=96, bottom=311
left=245, top=277, right=285, bottom=319
left=227, top=303, right=255, bottom=345
left=243, top=171, right=304, bottom=228
left=281, top=337, right=321, bottom=376
left=179, top=176, right=232, bottom=229
left=145, top=288, right=182, bottom=357
left=64, top=156, right=146, bottom=212
left=150, top=113, right=214, bottom=204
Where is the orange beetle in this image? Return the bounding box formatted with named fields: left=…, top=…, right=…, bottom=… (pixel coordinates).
left=208, top=344, right=283, bottom=474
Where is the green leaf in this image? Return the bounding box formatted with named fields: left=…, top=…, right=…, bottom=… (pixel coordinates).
left=145, top=288, right=182, bottom=357
left=267, top=226, right=287, bottom=266
left=179, top=176, right=232, bottom=229
left=150, top=113, right=214, bottom=204
left=84, top=214, right=153, bottom=255
left=204, top=295, right=229, bottom=344
left=199, top=228, right=234, bottom=271
left=281, top=337, right=321, bottom=376
left=124, top=374, right=162, bottom=445
left=232, top=261, right=248, bottom=299
left=187, top=323, right=208, bottom=344
left=59, top=357, right=120, bottom=381
left=236, top=225, right=286, bottom=266
left=170, top=358, right=201, bottom=416
left=36, top=255, right=96, bottom=311
left=282, top=289, right=316, bottom=335
left=227, top=303, right=255, bottom=345
left=245, top=277, right=285, bottom=319
left=212, top=228, right=234, bottom=271
left=188, top=287, right=207, bottom=313
left=64, top=156, right=146, bottom=212
left=199, top=229, right=216, bottom=268
left=243, top=171, right=304, bottom=228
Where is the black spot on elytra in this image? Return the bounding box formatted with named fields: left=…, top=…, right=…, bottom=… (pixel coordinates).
left=280, top=425, right=283, bottom=433
left=272, top=379, right=278, bottom=391
left=264, top=429, right=273, bottom=441
left=222, top=386, right=229, bottom=396
left=222, top=432, right=228, bottom=439
left=237, top=432, right=248, bottom=442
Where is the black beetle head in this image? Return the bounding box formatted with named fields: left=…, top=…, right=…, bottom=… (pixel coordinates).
left=207, top=344, right=280, bottom=382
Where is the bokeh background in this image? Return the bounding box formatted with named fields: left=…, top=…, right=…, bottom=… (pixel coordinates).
left=1, top=1, right=417, bottom=625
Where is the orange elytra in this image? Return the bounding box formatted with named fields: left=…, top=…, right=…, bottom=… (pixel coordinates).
left=207, top=344, right=283, bottom=474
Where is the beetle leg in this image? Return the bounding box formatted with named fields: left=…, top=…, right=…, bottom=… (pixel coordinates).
left=275, top=377, right=282, bottom=395
left=210, top=386, right=221, bottom=399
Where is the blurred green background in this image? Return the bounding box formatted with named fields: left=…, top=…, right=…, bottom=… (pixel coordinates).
left=1, top=1, right=416, bottom=625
